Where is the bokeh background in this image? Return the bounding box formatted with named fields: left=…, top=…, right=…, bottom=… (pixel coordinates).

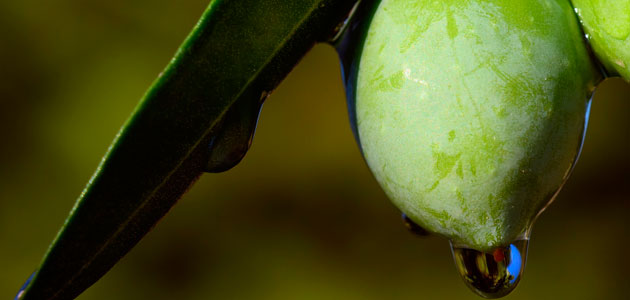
left=1, top=1, right=628, bottom=299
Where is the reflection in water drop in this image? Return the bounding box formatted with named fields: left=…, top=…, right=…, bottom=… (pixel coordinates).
left=401, top=213, right=430, bottom=237
left=326, top=0, right=361, bottom=44
left=15, top=272, right=36, bottom=300
left=450, top=239, right=529, bottom=299
left=205, top=95, right=265, bottom=173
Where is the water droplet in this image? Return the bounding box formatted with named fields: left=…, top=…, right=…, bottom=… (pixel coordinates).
left=326, top=1, right=361, bottom=44
left=15, top=272, right=36, bottom=300
left=450, top=239, right=529, bottom=299
left=401, top=213, right=430, bottom=237
left=205, top=96, right=264, bottom=173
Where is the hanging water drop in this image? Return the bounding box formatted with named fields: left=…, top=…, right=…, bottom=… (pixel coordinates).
left=450, top=239, right=529, bottom=299
left=205, top=93, right=266, bottom=173
left=401, top=213, right=430, bottom=237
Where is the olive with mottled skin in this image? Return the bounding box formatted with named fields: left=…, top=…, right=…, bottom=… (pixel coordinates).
left=343, top=0, right=601, bottom=251
left=572, top=0, right=630, bottom=80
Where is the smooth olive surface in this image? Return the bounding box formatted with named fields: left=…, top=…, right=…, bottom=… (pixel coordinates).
left=352, top=0, right=601, bottom=251
left=572, top=0, right=630, bottom=80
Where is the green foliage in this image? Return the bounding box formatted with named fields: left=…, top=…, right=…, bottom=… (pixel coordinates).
left=19, top=1, right=357, bottom=299
left=10, top=0, right=629, bottom=299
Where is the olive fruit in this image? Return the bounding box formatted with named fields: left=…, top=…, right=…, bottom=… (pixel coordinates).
left=572, top=0, right=630, bottom=80
left=339, top=0, right=602, bottom=251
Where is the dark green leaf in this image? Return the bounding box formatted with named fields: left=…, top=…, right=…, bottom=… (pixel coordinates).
left=19, top=0, right=358, bottom=299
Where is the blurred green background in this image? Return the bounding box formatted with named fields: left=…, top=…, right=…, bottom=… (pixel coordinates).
left=1, top=1, right=628, bottom=299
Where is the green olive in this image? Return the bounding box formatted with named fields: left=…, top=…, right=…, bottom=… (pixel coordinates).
left=572, top=0, right=630, bottom=80
left=345, top=0, right=601, bottom=251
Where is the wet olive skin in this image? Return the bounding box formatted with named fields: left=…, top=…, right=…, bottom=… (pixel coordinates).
left=351, top=0, right=601, bottom=251
left=572, top=0, right=630, bottom=80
